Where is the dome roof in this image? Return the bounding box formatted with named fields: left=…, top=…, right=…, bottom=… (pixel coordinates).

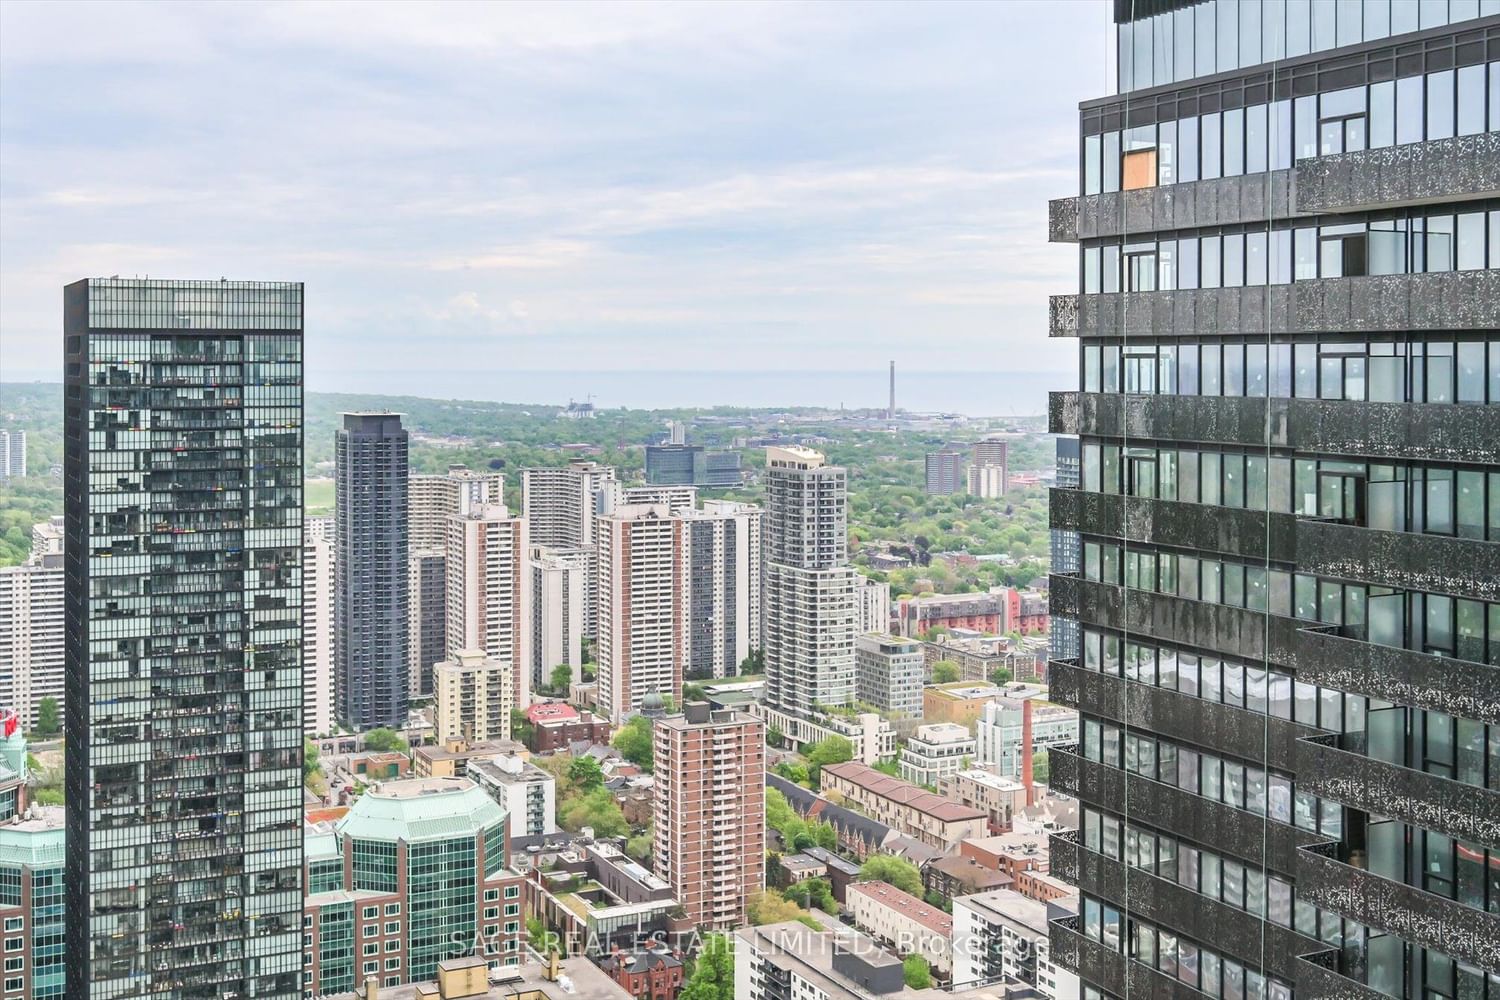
left=640, top=690, right=667, bottom=717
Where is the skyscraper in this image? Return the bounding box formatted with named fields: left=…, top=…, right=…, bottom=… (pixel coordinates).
left=968, top=436, right=1010, bottom=498
left=0, top=551, right=64, bottom=732
left=303, top=514, right=336, bottom=735
left=527, top=545, right=587, bottom=693
left=0, top=430, right=26, bottom=479
left=597, top=503, right=687, bottom=722
left=685, top=499, right=762, bottom=679
left=408, top=548, right=447, bottom=699
left=761, top=447, right=857, bottom=716
left=445, top=497, right=530, bottom=710
left=408, top=464, right=505, bottom=551
left=521, top=460, right=616, bottom=638
left=335, top=412, right=409, bottom=729
left=1048, top=7, right=1500, bottom=999
left=653, top=703, right=765, bottom=931
left=925, top=449, right=966, bottom=495
left=63, top=277, right=304, bottom=998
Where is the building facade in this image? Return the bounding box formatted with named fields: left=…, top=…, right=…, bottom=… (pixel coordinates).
left=925, top=450, right=966, bottom=495
left=1048, top=6, right=1500, bottom=1000
left=597, top=504, right=687, bottom=722
left=468, top=752, right=558, bottom=839
left=653, top=704, right=765, bottom=931
left=818, top=761, right=987, bottom=851
left=526, top=545, right=587, bottom=693
left=855, top=574, right=892, bottom=635
left=644, top=443, right=742, bottom=487
left=521, top=460, right=615, bottom=639
left=685, top=500, right=762, bottom=680
left=336, top=411, right=410, bottom=729
left=304, top=517, right=336, bottom=734
left=0, top=430, right=25, bottom=480
left=408, top=465, right=505, bottom=551
left=969, top=436, right=1010, bottom=498
left=974, top=697, right=1079, bottom=780
left=445, top=499, right=529, bottom=709
left=434, top=650, right=514, bottom=744
left=1049, top=437, right=1082, bottom=663
left=0, top=557, right=63, bottom=732
left=853, top=633, right=924, bottom=718
left=408, top=548, right=447, bottom=700
left=898, top=722, right=978, bottom=787
left=302, top=777, right=525, bottom=994
left=846, top=880, right=952, bottom=975
left=63, top=277, right=305, bottom=998
left=761, top=447, right=858, bottom=717
left=953, top=889, right=1079, bottom=998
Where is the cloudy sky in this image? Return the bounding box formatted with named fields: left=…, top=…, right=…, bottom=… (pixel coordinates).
left=0, top=1, right=1110, bottom=394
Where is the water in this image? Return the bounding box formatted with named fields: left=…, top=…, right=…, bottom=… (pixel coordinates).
left=307, top=369, right=1068, bottom=418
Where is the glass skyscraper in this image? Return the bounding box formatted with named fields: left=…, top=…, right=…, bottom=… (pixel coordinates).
left=64, top=278, right=305, bottom=999
left=1048, top=4, right=1500, bottom=999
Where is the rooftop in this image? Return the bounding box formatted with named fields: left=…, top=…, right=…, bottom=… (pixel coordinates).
left=849, top=880, right=953, bottom=936
left=949, top=769, right=1025, bottom=793
left=953, top=887, right=1052, bottom=937
left=336, top=777, right=508, bottom=843
left=928, top=682, right=1002, bottom=702
left=417, top=739, right=526, bottom=762
left=527, top=703, right=580, bottom=724
left=334, top=956, right=631, bottom=1000
left=0, top=806, right=65, bottom=868
left=820, top=762, right=986, bottom=824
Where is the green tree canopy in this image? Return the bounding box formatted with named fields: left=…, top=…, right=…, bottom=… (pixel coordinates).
left=858, top=855, right=923, bottom=897
left=611, top=715, right=655, bottom=773
left=362, top=727, right=408, bottom=754
left=303, top=739, right=321, bottom=780
left=804, top=735, right=854, bottom=785
left=559, top=786, right=627, bottom=838
left=567, top=754, right=604, bottom=792
left=932, top=660, right=960, bottom=683
left=548, top=664, right=573, bottom=694
left=33, top=697, right=60, bottom=738
left=680, top=932, right=734, bottom=1000
left=903, top=954, right=932, bottom=989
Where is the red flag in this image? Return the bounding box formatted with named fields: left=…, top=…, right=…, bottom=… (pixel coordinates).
left=2, top=713, right=17, bottom=738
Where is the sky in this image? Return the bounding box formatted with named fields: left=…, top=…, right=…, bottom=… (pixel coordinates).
left=0, top=1, right=1111, bottom=396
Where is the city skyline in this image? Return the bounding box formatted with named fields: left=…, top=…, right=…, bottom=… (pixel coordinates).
left=0, top=1, right=1103, bottom=384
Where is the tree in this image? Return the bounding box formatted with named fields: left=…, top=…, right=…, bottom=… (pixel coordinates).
left=362, top=727, right=408, bottom=754
left=989, top=666, right=1013, bottom=687
left=1032, top=750, right=1050, bottom=785
left=804, top=735, right=853, bottom=785
left=567, top=755, right=604, bottom=792
left=736, top=648, right=764, bottom=677
left=774, top=761, right=810, bottom=787
left=747, top=890, right=815, bottom=927
left=303, top=739, right=322, bottom=780
left=932, top=660, right=960, bottom=683
left=560, top=787, right=628, bottom=838
left=511, top=709, right=535, bottom=748
left=33, top=698, right=59, bottom=738
left=549, top=664, right=573, bottom=694
left=625, top=824, right=653, bottom=864
left=682, top=681, right=707, bottom=703
left=903, top=954, right=932, bottom=989
left=611, top=715, right=655, bottom=773
left=858, top=855, right=924, bottom=897
left=680, top=932, right=734, bottom=1000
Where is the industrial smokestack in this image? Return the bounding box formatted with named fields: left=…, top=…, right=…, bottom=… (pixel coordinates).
left=888, top=360, right=895, bottom=421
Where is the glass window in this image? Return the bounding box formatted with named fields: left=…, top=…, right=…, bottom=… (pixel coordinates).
left=1197, top=0, right=1217, bottom=76
left=1246, top=104, right=1268, bottom=173
left=1287, top=0, right=1312, bottom=55
left=1175, top=7, right=1196, bottom=84
left=1428, top=69, right=1456, bottom=139
left=1158, top=120, right=1177, bottom=186
left=1392, top=0, right=1421, bottom=32
left=1457, top=212, right=1485, bottom=270
left=1224, top=233, right=1245, bottom=287
left=1370, top=79, right=1395, bottom=147
left=1224, top=108, right=1245, bottom=176
left=1103, top=245, right=1121, bottom=294
left=1202, top=112, right=1222, bottom=179
left=1313, top=0, right=1338, bottom=47
left=1084, top=134, right=1102, bottom=195
left=1492, top=62, right=1500, bottom=132
left=1180, top=343, right=1200, bottom=394
left=1083, top=246, right=1101, bottom=294
left=1202, top=344, right=1222, bottom=396
left=1457, top=341, right=1486, bottom=402
left=1458, top=64, right=1486, bottom=135
left=1364, top=0, right=1392, bottom=38
left=1180, top=237, right=1200, bottom=289
left=1103, top=131, right=1121, bottom=193
left=1202, top=235, right=1222, bottom=288
left=1219, top=0, right=1241, bottom=70
left=1397, top=74, right=1425, bottom=144
left=1179, top=116, right=1199, bottom=183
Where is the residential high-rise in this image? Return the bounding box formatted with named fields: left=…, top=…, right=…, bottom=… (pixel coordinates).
left=1048, top=436, right=1081, bottom=663
left=761, top=446, right=857, bottom=717
left=63, top=277, right=305, bottom=998
left=1048, top=7, right=1500, bottom=1000
left=597, top=504, right=687, bottom=722
left=0, top=430, right=26, bottom=479
left=968, top=436, right=1011, bottom=498
left=304, top=515, right=336, bottom=735
left=855, top=573, right=892, bottom=635
left=527, top=545, right=588, bottom=693
left=408, top=548, right=447, bottom=699
left=445, top=497, right=529, bottom=709
left=521, top=460, right=616, bottom=637
left=685, top=499, right=762, bottom=679
left=653, top=703, right=765, bottom=931
left=0, top=553, right=64, bottom=732
left=433, top=649, right=513, bottom=744
left=924, top=449, right=965, bottom=495
left=335, top=411, right=409, bottom=729
left=408, top=464, right=505, bottom=551
left=854, top=633, right=924, bottom=718
left=597, top=480, right=698, bottom=516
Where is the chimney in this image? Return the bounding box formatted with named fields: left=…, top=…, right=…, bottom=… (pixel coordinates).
left=363, top=976, right=379, bottom=1000
left=1021, top=698, right=1035, bottom=808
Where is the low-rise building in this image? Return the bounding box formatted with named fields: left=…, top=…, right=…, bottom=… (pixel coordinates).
left=846, top=881, right=952, bottom=974
left=854, top=634, right=924, bottom=718
left=897, top=592, right=1003, bottom=637
left=973, top=693, right=1078, bottom=783
left=323, top=954, right=635, bottom=1000
left=599, top=944, right=686, bottom=1000
left=801, top=846, right=862, bottom=904
left=899, top=723, right=976, bottom=787
left=414, top=738, right=527, bottom=778
left=923, top=854, right=1012, bottom=907
left=468, top=752, right=558, bottom=839
left=959, top=831, right=1051, bottom=889
left=952, top=890, right=1079, bottom=998
left=343, top=750, right=412, bottom=781
left=734, top=923, right=909, bottom=1000
left=302, top=778, right=525, bottom=995
left=776, top=853, right=828, bottom=886
left=940, top=769, right=1026, bottom=835
left=921, top=682, right=1002, bottom=730
left=750, top=703, right=896, bottom=765
left=526, top=703, right=613, bottom=753
left=818, top=761, right=986, bottom=851
left=526, top=841, right=681, bottom=957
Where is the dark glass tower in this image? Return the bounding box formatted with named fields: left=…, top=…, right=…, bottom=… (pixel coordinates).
left=1046, top=4, right=1500, bottom=998
left=63, top=278, right=305, bottom=998
left=334, top=412, right=409, bottom=729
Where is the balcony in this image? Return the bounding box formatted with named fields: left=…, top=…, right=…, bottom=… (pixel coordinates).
left=1297, top=840, right=1500, bottom=970
left=1047, top=914, right=1205, bottom=1000
left=1049, top=829, right=1316, bottom=983
left=1271, top=619, right=1500, bottom=727
left=1295, top=519, right=1500, bottom=604
left=1296, top=732, right=1500, bottom=850
left=1049, top=575, right=1270, bottom=665
left=1049, top=169, right=1297, bottom=243
left=1049, top=391, right=1500, bottom=465
left=1049, top=488, right=1295, bottom=563
left=1295, top=133, right=1500, bottom=214
left=1294, top=948, right=1391, bottom=1000
left=1048, top=658, right=1308, bottom=772
left=1048, top=745, right=1318, bottom=874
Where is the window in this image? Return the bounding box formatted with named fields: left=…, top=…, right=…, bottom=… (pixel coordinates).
left=484, top=889, right=500, bottom=902
left=363, top=943, right=379, bottom=957
left=385, top=940, right=400, bottom=953
left=0, top=921, right=18, bottom=934
left=484, top=906, right=500, bottom=920
left=362, top=906, right=378, bottom=920
left=2, top=978, right=19, bottom=994
left=384, top=903, right=401, bottom=915
left=384, top=921, right=400, bottom=935
left=385, top=958, right=401, bottom=971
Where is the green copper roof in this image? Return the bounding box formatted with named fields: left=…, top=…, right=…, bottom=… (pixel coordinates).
left=305, top=827, right=341, bottom=863
left=335, top=778, right=507, bottom=844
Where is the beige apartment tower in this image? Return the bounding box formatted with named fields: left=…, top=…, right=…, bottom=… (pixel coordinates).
left=433, top=649, right=514, bottom=743
left=653, top=704, right=765, bottom=931
left=445, top=497, right=530, bottom=709
left=597, top=504, right=687, bottom=723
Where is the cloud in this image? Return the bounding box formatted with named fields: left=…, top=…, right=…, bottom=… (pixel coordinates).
left=0, top=0, right=1106, bottom=385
